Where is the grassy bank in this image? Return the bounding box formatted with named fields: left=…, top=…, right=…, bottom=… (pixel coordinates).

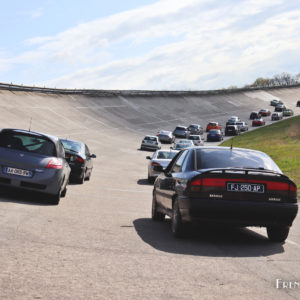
left=221, top=115, right=300, bottom=188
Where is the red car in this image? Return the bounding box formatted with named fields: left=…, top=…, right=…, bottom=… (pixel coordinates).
left=252, top=118, right=265, bottom=126
left=259, top=109, right=271, bottom=116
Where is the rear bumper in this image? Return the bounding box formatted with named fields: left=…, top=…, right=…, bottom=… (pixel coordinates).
left=141, top=143, right=160, bottom=150
left=69, top=165, right=85, bottom=179
left=178, top=196, right=298, bottom=227
left=0, top=169, right=65, bottom=196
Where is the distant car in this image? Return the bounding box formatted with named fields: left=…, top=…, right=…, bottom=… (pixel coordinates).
left=252, top=118, right=265, bottom=126
left=173, top=126, right=190, bottom=138
left=141, top=136, right=161, bottom=151
left=0, top=128, right=71, bottom=205
left=271, top=112, right=283, bottom=121
left=61, top=139, right=96, bottom=184
left=207, top=129, right=224, bottom=141
left=226, top=119, right=237, bottom=126
left=151, top=146, right=298, bottom=242
left=188, top=135, right=204, bottom=146
left=225, top=125, right=240, bottom=136
left=236, top=121, right=248, bottom=132
left=146, top=150, right=178, bottom=183
left=157, top=130, right=175, bottom=143
left=270, top=99, right=283, bottom=106
left=249, top=112, right=261, bottom=120
left=206, top=122, right=222, bottom=132
left=229, top=116, right=241, bottom=122
left=172, top=139, right=194, bottom=150
left=187, top=124, right=204, bottom=135
left=275, top=104, right=286, bottom=112
left=259, top=109, right=271, bottom=116
left=297, top=101, right=300, bottom=107
left=282, top=109, right=294, bottom=117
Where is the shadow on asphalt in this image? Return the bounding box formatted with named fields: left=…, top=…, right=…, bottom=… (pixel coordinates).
left=0, top=187, right=54, bottom=206
left=133, top=218, right=284, bottom=257
left=137, top=179, right=152, bottom=186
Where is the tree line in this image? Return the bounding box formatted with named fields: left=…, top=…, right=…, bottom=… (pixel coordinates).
left=226, top=72, right=300, bottom=89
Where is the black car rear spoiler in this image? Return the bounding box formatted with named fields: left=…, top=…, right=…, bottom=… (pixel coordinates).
left=198, top=167, right=289, bottom=179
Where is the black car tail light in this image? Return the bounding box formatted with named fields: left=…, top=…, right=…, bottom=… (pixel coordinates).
left=77, top=156, right=84, bottom=163
left=289, top=183, right=297, bottom=200
left=152, top=162, right=160, bottom=167
left=190, top=178, right=202, bottom=191
left=190, top=176, right=296, bottom=196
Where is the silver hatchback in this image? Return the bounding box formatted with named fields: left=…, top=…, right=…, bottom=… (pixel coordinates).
left=146, top=149, right=178, bottom=183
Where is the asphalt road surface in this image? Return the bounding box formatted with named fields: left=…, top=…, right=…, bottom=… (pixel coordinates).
left=0, top=87, right=300, bottom=299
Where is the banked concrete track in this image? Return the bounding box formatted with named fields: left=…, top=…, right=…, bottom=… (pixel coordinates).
left=0, top=86, right=300, bottom=300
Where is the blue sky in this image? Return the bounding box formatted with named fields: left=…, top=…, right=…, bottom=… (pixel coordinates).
left=0, top=0, right=300, bottom=90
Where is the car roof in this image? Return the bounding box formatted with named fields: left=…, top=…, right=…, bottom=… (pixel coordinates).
left=1, top=128, right=59, bottom=143
left=190, top=145, right=269, bottom=155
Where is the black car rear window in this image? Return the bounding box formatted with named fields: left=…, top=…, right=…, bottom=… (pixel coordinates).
left=0, top=131, right=56, bottom=156
left=61, top=139, right=83, bottom=154
left=196, top=148, right=281, bottom=172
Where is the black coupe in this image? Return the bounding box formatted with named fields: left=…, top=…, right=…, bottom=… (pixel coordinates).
left=152, top=146, right=298, bottom=242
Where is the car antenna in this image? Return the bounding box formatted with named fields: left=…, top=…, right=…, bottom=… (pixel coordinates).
left=230, top=139, right=233, bottom=150
left=28, top=117, right=32, bottom=131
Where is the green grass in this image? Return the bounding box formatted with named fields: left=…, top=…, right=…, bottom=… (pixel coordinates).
left=221, top=115, right=300, bottom=188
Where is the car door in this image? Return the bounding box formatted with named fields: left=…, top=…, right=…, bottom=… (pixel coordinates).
left=155, top=150, right=190, bottom=212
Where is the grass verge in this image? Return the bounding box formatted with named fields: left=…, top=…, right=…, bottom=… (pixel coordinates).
left=221, top=115, right=300, bottom=188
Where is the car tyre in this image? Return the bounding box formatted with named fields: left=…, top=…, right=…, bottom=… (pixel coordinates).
left=171, top=199, right=185, bottom=237
left=152, top=193, right=165, bottom=221
left=148, top=174, right=155, bottom=184
left=86, top=171, right=91, bottom=181
left=49, top=193, right=60, bottom=205
left=267, top=226, right=290, bottom=242
left=61, top=186, right=67, bottom=198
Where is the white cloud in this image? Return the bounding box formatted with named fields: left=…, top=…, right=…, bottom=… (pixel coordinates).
left=5, top=0, right=300, bottom=89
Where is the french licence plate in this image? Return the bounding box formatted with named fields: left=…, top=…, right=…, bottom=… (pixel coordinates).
left=4, top=167, right=32, bottom=177
left=227, top=182, right=264, bottom=193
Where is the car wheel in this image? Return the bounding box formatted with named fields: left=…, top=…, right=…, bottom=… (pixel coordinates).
left=61, top=186, right=67, bottom=198
left=148, top=174, right=155, bottom=184
left=171, top=199, right=185, bottom=237
left=49, top=193, right=60, bottom=205
left=151, top=193, right=165, bottom=221
left=86, top=171, right=91, bottom=181
left=267, top=226, right=290, bottom=242
left=77, top=172, right=85, bottom=184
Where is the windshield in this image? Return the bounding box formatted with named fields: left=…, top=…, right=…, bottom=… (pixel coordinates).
left=196, top=148, right=281, bottom=172
left=174, top=142, right=192, bottom=149
left=61, top=139, right=83, bottom=153
left=156, top=151, right=178, bottom=159
left=189, top=136, right=199, bottom=140
left=144, top=136, right=157, bottom=141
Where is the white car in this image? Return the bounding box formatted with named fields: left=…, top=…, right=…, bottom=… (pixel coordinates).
left=188, top=135, right=204, bottom=146
left=156, top=130, right=175, bottom=143
left=236, top=121, right=248, bottom=132
left=172, top=139, right=194, bottom=150
left=146, top=150, right=178, bottom=183
left=140, top=135, right=161, bottom=151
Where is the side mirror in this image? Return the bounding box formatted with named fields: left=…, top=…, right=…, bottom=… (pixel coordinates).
left=90, top=154, right=96, bottom=158
left=153, top=165, right=164, bottom=172
left=146, top=156, right=151, bottom=160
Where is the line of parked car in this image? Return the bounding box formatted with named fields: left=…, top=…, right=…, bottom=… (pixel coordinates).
left=0, top=128, right=96, bottom=205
